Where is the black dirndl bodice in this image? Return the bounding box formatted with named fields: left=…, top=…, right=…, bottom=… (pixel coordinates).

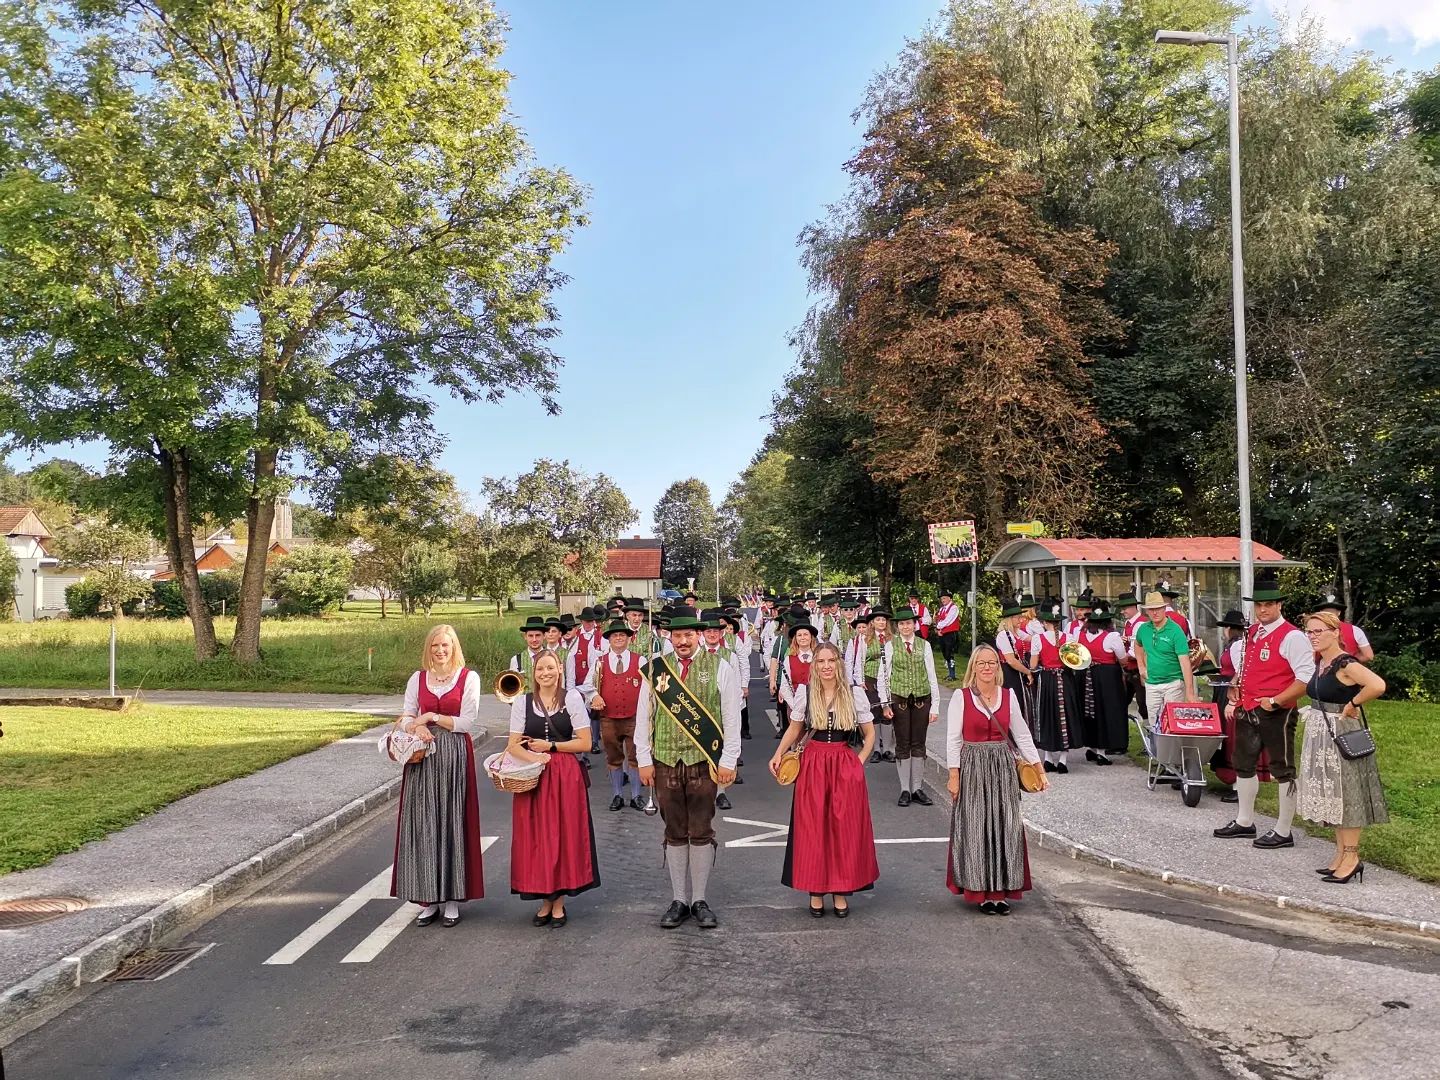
left=523, top=694, right=576, bottom=741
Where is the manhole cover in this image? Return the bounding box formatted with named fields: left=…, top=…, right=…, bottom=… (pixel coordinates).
left=105, top=944, right=212, bottom=982
left=0, top=897, right=88, bottom=929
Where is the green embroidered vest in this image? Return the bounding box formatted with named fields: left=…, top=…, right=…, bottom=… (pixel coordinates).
left=889, top=637, right=929, bottom=698
left=863, top=638, right=882, bottom=678
left=651, top=649, right=722, bottom=767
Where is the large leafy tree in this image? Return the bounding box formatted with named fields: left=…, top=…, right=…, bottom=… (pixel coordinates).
left=653, top=479, right=719, bottom=587
left=0, top=0, right=584, bottom=663
left=720, top=450, right=815, bottom=591
left=482, top=459, right=635, bottom=602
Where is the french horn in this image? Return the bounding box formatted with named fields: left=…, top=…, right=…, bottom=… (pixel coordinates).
left=493, top=670, right=527, bottom=703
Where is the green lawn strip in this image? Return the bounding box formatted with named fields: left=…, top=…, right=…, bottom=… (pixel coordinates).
left=1128, top=700, right=1437, bottom=884
left=0, top=611, right=542, bottom=693
left=0, top=704, right=380, bottom=875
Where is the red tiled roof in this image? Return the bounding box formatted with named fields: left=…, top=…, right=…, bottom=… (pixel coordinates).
left=606, top=547, right=661, bottom=579
left=1016, top=537, right=1291, bottom=564
left=0, top=507, right=51, bottom=537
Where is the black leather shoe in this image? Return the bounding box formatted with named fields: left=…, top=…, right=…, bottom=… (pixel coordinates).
left=416, top=909, right=438, bottom=927
left=869, top=752, right=882, bottom=764
left=609, top=795, right=625, bottom=812
left=1055, top=762, right=1069, bottom=774
left=1094, top=755, right=1111, bottom=766
left=1220, top=790, right=1239, bottom=803
left=910, top=789, right=933, bottom=806
left=532, top=912, right=552, bottom=927
left=630, top=797, right=646, bottom=811
left=882, top=751, right=896, bottom=762
left=441, top=913, right=460, bottom=928
left=716, top=793, right=733, bottom=810
left=1253, top=830, right=1295, bottom=849
left=1214, top=820, right=1258, bottom=839
left=994, top=901, right=1011, bottom=916
left=691, top=901, right=718, bottom=929
left=979, top=901, right=997, bottom=915
left=733, top=774, right=745, bottom=785
left=832, top=900, right=849, bottom=919
left=660, top=900, right=690, bottom=929
left=898, top=791, right=912, bottom=807
left=1043, top=761, right=1057, bottom=773
left=1085, top=750, right=1098, bottom=762
left=550, top=913, right=568, bottom=928
left=737, top=757, right=745, bottom=766
left=809, top=897, right=825, bottom=918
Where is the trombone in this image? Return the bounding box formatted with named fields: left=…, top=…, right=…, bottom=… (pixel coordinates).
left=494, top=670, right=528, bottom=703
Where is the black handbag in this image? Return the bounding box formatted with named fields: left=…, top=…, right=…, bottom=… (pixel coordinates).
left=1323, top=705, right=1376, bottom=760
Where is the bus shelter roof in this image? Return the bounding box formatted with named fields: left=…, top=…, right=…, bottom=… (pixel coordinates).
left=986, top=536, right=1303, bottom=572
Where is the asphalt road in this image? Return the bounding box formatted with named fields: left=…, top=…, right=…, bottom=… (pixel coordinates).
left=6, top=662, right=1230, bottom=1080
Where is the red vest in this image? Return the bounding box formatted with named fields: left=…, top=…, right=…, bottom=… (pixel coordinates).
left=417, top=668, right=470, bottom=716
left=594, top=651, right=642, bottom=719
left=960, top=687, right=1012, bottom=743
left=1124, top=613, right=1144, bottom=639
left=1338, top=622, right=1360, bottom=656
left=1036, top=632, right=1063, bottom=671
left=1241, top=621, right=1300, bottom=709
left=787, top=653, right=812, bottom=689
left=1220, top=642, right=1237, bottom=678
left=1168, top=608, right=1192, bottom=637
left=1081, top=629, right=1116, bottom=665
left=1065, top=619, right=1085, bottom=640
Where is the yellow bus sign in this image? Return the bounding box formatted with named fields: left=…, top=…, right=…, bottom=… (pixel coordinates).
left=1006, top=520, right=1046, bottom=537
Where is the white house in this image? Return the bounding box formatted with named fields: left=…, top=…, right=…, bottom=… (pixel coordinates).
left=2, top=507, right=82, bottom=621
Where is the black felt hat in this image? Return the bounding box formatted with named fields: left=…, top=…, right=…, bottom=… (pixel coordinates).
left=1215, top=609, right=1247, bottom=630
left=1315, top=592, right=1345, bottom=614
left=520, top=615, right=547, bottom=633
left=665, top=605, right=706, bottom=632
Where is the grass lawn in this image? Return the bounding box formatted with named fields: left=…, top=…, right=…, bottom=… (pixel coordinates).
left=1130, top=699, right=1439, bottom=884
left=0, top=704, right=379, bottom=874
left=0, top=602, right=554, bottom=694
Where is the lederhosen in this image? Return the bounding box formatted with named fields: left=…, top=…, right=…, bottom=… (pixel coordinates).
left=594, top=650, right=642, bottom=769
left=653, top=652, right=722, bottom=849
left=888, top=637, right=932, bottom=761
left=1234, top=622, right=1301, bottom=784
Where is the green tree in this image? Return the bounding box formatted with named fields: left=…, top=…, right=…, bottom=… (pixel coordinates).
left=0, top=0, right=585, bottom=665
left=0, top=541, right=18, bottom=619
left=482, top=459, right=636, bottom=603
left=52, top=521, right=154, bottom=620
left=455, top=513, right=533, bottom=614
left=399, top=541, right=458, bottom=616
left=721, top=450, right=814, bottom=591
left=268, top=545, right=353, bottom=617
left=653, top=479, right=719, bottom=586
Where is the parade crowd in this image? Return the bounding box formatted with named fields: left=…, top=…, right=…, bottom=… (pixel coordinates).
left=382, top=574, right=1389, bottom=929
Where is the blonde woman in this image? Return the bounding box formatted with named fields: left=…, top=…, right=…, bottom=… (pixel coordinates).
left=391, top=625, right=487, bottom=927
left=945, top=644, right=1046, bottom=915
left=1299, top=611, right=1389, bottom=885
left=506, top=651, right=599, bottom=926
left=770, top=643, right=879, bottom=917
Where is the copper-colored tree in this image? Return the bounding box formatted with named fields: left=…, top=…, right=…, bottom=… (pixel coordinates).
left=814, top=47, right=1120, bottom=544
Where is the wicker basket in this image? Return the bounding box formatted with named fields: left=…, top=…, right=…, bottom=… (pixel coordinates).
left=484, top=752, right=545, bottom=793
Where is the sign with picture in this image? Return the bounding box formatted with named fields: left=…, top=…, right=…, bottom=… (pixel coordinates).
left=928, top=520, right=978, bottom=565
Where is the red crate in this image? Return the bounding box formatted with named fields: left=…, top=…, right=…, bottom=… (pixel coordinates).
left=1159, top=702, right=1222, bottom=736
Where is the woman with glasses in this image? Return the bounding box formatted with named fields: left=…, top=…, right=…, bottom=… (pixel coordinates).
left=1298, top=612, right=1389, bottom=885
left=771, top=642, right=879, bottom=917
left=945, top=644, right=1046, bottom=915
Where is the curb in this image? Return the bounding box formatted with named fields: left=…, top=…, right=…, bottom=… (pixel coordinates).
left=918, top=749, right=1439, bottom=943
left=0, top=774, right=403, bottom=1034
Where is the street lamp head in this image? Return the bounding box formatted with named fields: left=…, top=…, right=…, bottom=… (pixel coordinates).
left=1154, top=28, right=1231, bottom=46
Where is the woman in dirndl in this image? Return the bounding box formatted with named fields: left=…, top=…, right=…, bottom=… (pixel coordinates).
left=1298, top=611, right=1389, bottom=885
left=1076, top=601, right=1129, bottom=764
left=1028, top=601, right=1081, bottom=772
left=392, top=624, right=487, bottom=927
left=506, top=651, right=600, bottom=927
left=771, top=642, right=879, bottom=917
left=946, top=644, right=1046, bottom=914
left=994, top=604, right=1033, bottom=723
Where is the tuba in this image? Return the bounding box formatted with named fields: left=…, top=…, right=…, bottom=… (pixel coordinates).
left=493, top=670, right=527, bottom=703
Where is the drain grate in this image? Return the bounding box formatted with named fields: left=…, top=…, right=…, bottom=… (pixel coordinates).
left=0, top=897, right=88, bottom=929
left=105, top=944, right=213, bottom=982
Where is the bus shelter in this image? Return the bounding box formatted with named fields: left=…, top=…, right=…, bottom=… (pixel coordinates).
left=985, top=537, right=1304, bottom=651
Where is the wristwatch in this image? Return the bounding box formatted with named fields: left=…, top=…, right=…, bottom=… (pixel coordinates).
left=550, top=741, right=558, bottom=753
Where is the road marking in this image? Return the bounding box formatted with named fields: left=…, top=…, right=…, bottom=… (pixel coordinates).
left=722, top=816, right=947, bottom=848
left=263, top=837, right=498, bottom=966
left=340, top=836, right=499, bottom=964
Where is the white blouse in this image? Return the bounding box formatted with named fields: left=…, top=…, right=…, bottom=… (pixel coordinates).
left=945, top=687, right=1040, bottom=768
left=401, top=668, right=483, bottom=735
left=508, top=689, right=592, bottom=735
left=789, top=682, right=874, bottom=727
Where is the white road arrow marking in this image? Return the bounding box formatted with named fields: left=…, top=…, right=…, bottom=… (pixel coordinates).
left=263, top=836, right=498, bottom=965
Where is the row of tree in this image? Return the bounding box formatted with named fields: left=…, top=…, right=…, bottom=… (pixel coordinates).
left=723, top=0, right=1439, bottom=661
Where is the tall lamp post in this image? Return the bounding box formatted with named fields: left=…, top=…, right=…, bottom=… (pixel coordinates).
left=1155, top=28, right=1254, bottom=617
left=701, top=536, right=720, bottom=605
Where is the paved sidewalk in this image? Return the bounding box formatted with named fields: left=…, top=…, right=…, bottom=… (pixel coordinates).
left=0, top=687, right=404, bottom=714
left=923, top=709, right=1440, bottom=938
left=0, top=698, right=510, bottom=1033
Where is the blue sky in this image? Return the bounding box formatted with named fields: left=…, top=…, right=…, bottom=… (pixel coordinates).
left=10, top=1, right=1440, bottom=532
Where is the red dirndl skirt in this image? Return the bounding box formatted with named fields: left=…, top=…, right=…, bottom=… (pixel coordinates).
left=781, top=741, right=879, bottom=894
left=510, top=751, right=600, bottom=900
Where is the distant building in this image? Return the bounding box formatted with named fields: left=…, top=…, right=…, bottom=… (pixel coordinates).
left=2, top=507, right=81, bottom=620
left=150, top=499, right=311, bottom=580
left=557, top=536, right=664, bottom=615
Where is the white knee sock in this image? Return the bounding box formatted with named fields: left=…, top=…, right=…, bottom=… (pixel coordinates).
left=689, top=845, right=713, bottom=903
left=896, top=758, right=910, bottom=790
left=442, top=901, right=459, bottom=919
left=1275, top=780, right=1297, bottom=837
left=1235, top=775, right=1261, bottom=827
left=416, top=903, right=438, bottom=920
left=909, top=757, right=924, bottom=790
left=667, top=845, right=690, bottom=903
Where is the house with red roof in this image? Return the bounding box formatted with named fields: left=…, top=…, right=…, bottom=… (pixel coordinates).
left=557, top=536, right=664, bottom=615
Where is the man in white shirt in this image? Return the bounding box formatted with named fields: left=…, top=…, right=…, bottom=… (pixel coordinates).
left=579, top=620, right=648, bottom=811
left=702, top=610, right=748, bottom=809
left=933, top=590, right=961, bottom=679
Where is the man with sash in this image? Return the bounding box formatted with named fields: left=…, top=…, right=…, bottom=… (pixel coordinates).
left=1215, top=573, right=1314, bottom=850
left=1314, top=594, right=1374, bottom=660
left=508, top=615, right=549, bottom=686
left=933, top=590, right=961, bottom=680
left=702, top=609, right=747, bottom=808
left=580, top=618, right=649, bottom=811
left=635, top=606, right=742, bottom=930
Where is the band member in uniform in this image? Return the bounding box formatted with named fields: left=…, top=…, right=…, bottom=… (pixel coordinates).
left=884, top=606, right=940, bottom=805
left=934, top=590, right=962, bottom=680
left=505, top=651, right=598, bottom=926
left=702, top=610, right=748, bottom=809
left=392, top=625, right=486, bottom=927
left=860, top=608, right=894, bottom=762
left=1214, top=573, right=1315, bottom=850
left=771, top=642, right=879, bottom=917
left=995, top=601, right=1034, bottom=723
left=635, top=607, right=742, bottom=930
left=719, top=608, right=754, bottom=741
left=1117, top=591, right=1146, bottom=720
left=1076, top=601, right=1128, bottom=764
left=580, top=620, right=648, bottom=811
left=624, top=598, right=655, bottom=657
left=1028, top=601, right=1081, bottom=773
left=908, top=589, right=932, bottom=639
left=945, top=644, right=1045, bottom=914
left=1064, top=588, right=1094, bottom=641
left=543, top=616, right=565, bottom=655
left=1314, top=594, right=1374, bottom=661
left=1207, top=609, right=1252, bottom=803
left=777, top=615, right=819, bottom=740
left=510, top=616, right=549, bottom=687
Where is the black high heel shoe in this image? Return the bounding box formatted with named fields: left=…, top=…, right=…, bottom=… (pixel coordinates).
left=809, top=896, right=825, bottom=918
left=1322, top=863, right=1364, bottom=884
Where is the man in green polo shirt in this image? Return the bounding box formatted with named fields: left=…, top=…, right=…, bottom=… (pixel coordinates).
left=1133, top=591, right=1197, bottom=720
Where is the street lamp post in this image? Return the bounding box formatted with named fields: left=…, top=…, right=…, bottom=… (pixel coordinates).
left=1155, top=28, right=1255, bottom=617
left=701, top=537, right=720, bottom=605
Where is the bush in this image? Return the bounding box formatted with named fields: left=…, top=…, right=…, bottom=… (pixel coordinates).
left=268, top=545, right=353, bottom=617
left=66, top=578, right=103, bottom=618
left=1369, top=647, right=1440, bottom=702
left=399, top=542, right=457, bottom=616
left=201, top=568, right=242, bottom=613
left=150, top=579, right=188, bottom=618
left=0, top=544, right=18, bottom=620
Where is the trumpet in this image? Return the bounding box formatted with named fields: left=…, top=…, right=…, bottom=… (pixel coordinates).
left=493, top=669, right=527, bottom=703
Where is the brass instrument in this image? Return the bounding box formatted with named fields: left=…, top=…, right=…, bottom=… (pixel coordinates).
left=1188, top=640, right=1214, bottom=669
left=493, top=669, right=527, bottom=703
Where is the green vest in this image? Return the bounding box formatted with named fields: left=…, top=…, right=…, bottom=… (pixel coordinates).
left=889, top=637, right=930, bottom=698
left=651, top=649, right=723, bottom=766
left=863, top=639, right=882, bottom=678
left=629, top=624, right=654, bottom=656
left=515, top=649, right=540, bottom=682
